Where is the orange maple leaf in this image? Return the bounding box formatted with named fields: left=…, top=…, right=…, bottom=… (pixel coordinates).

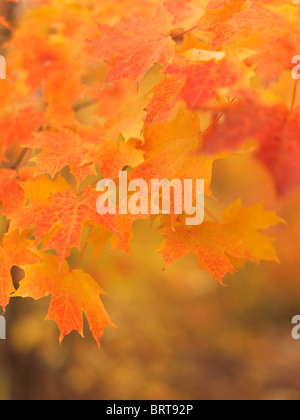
left=0, top=108, right=44, bottom=151
left=87, top=138, right=144, bottom=179
left=143, top=74, right=185, bottom=128
left=15, top=253, right=115, bottom=348
left=144, top=55, right=242, bottom=127
left=0, top=169, right=24, bottom=215
left=86, top=5, right=175, bottom=83
left=164, top=0, right=205, bottom=29
left=132, top=107, right=220, bottom=199
left=11, top=188, right=120, bottom=264
left=158, top=201, right=284, bottom=284
left=22, top=128, right=96, bottom=183
left=164, top=56, right=241, bottom=110
left=0, top=230, right=39, bottom=311
left=199, top=1, right=300, bottom=85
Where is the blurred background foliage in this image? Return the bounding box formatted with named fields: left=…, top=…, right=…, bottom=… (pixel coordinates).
left=1, top=0, right=300, bottom=401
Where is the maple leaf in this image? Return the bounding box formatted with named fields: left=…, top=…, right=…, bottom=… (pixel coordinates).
left=133, top=107, right=220, bottom=199
left=222, top=200, right=285, bottom=262
left=158, top=200, right=284, bottom=283
left=14, top=253, right=115, bottom=348
left=21, top=128, right=96, bottom=183
left=0, top=230, right=39, bottom=311
left=87, top=138, right=144, bottom=179
left=89, top=80, right=150, bottom=140
left=112, top=211, right=150, bottom=254
left=0, top=108, right=44, bottom=150
left=195, top=0, right=249, bottom=49
left=225, top=2, right=300, bottom=86
left=0, top=169, right=24, bottom=215
left=164, top=0, right=205, bottom=28
left=21, top=174, right=70, bottom=203
left=11, top=188, right=120, bottom=264
left=200, top=0, right=247, bottom=29
left=202, top=90, right=300, bottom=195
left=8, top=28, right=86, bottom=122
left=86, top=5, right=175, bottom=83
left=144, top=54, right=243, bottom=127
left=9, top=33, right=65, bottom=90
left=166, top=56, right=242, bottom=110
left=198, top=1, right=300, bottom=85
left=143, top=74, right=185, bottom=128
left=23, top=128, right=144, bottom=183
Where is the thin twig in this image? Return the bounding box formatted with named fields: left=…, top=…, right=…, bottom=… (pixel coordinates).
left=71, top=226, right=94, bottom=271
left=205, top=207, right=220, bottom=222
left=172, top=25, right=199, bottom=40
left=11, top=148, right=29, bottom=170
left=4, top=219, right=9, bottom=234
left=77, top=178, right=100, bottom=197
left=202, top=97, right=236, bottom=135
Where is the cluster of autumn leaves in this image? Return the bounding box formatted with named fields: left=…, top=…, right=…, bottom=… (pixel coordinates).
left=0, top=0, right=298, bottom=347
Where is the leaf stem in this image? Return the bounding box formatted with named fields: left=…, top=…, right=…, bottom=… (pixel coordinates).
left=77, top=178, right=101, bottom=197
left=172, top=25, right=199, bottom=39
left=4, top=219, right=9, bottom=234
left=11, top=148, right=30, bottom=171
left=205, top=207, right=220, bottom=222
left=202, top=97, right=236, bottom=135
left=71, top=226, right=94, bottom=271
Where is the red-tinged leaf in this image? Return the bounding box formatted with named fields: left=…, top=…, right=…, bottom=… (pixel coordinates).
left=0, top=108, right=44, bottom=147
left=164, top=0, right=205, bottom=28
left=164, top=56, right=241, bottom=110
left=143, top=74, right=185, bottom=128
left=22, top=128, right=96, bottom=182
left=198, top=1, right=300, bottom=85
left=0, top=169, right=24, bottom=215
left=87, top=138, right=144, bottom=179
left=11, top=188, right=120, bottom=264
left=15, top=253, right=115, bottom=348
left=202, top=91, right=300, bottom=195
left=86, top=5, right=175, bottom=83
left=133, top=107, right=221, bottom=199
